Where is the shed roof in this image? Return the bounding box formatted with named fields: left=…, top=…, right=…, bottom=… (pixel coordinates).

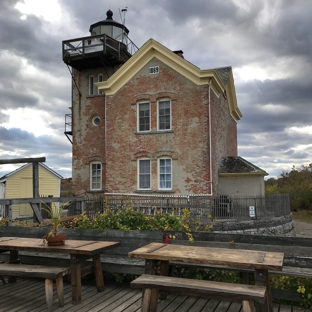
left=218, top=156, right=268, bottom=176
left=0, top=163, right=63, bottom=182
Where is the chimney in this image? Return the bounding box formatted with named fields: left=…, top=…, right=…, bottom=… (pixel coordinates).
left=173, top=50, right=184, bottom=59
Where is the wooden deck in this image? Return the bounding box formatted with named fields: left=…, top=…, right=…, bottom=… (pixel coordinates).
left=0, top=277, right=311, bottom=312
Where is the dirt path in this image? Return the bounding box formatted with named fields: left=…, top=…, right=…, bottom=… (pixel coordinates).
left=293, top=220, right=312, bottom=237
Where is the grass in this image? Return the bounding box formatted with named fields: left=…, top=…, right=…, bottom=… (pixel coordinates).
left=292, top=209, right=312, bottom=223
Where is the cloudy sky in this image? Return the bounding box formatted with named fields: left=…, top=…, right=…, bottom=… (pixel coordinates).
left=0, top=0, right=311, bottom=179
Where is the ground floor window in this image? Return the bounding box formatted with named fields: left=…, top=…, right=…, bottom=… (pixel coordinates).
left=90, top=162, right=102, bottom=190
left=138, top=159, right=151, bottom=189
left=159, top=158, right=172, bottom=190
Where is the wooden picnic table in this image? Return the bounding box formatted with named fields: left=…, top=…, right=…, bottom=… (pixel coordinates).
left=128, top=243, right=284, bottom=312
left=0, top=237, right=119, bottom=304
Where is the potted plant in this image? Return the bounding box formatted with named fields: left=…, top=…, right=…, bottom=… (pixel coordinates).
left=41, top=201, right=71, bottom=246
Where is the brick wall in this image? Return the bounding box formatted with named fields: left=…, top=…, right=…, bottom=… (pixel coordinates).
left=71, top=60, right=237, bottom=196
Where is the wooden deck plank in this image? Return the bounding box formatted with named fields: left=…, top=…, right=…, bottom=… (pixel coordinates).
left=200, top=298, right=223, bottom=311
left=89, top=288, right=141, bottom=312
left=228, top=301, right=243, bottom=312
left=0, top=277, right=309, bottom=312
left=189, top=297, right=219, bottom=311
left=111, top=291, right=143, bottom=312
left=61, top=284, right=122, bottom=312
left=159, top=294, right=189, bottom=311
left=173, top=295, right=199, bottom=312
left=214, top=300, right=235, bottom=312
left=156, top=293, right=180, bottom=311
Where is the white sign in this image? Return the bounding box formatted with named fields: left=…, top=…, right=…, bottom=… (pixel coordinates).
left=149, top=66, right=159, bottom=74
left=249, top=206, right=255, bottom=217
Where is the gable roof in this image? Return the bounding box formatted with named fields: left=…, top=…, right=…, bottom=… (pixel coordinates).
left=0, top=163, right=63, bottom=182
left=96, top=38, right=242, bottom=121
left=218, top=156, right=268, bottom=176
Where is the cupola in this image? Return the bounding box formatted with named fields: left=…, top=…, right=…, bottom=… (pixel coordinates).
left=89, top=10, right=129, bottom=44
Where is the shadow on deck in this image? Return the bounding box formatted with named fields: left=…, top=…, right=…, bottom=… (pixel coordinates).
left=0, top=277, right=311, bottom=312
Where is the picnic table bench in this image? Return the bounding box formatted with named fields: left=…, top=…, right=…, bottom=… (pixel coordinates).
left=0, top=263, right=70, bottom=311
left=131, top=274, right=268, bottom=312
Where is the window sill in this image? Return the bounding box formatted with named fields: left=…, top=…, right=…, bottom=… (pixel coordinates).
left=86, top=94, right=104, bottom=98
left=87, top=190, right=104, bottom=194
left=134, top=130, right=173, bottom=135
left=134, top=190, right=175, bottom=194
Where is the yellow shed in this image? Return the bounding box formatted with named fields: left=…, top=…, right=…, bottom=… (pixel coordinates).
left=0, top=163, right=63, bottom=217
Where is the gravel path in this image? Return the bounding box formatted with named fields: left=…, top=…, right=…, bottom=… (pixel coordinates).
left=293, top=220, right=312, bottom=237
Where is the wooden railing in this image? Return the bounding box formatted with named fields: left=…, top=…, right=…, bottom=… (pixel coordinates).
left=0, top=196, right=84, bottom=225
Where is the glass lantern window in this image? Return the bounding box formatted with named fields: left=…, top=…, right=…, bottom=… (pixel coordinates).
left=101, top=25, right=113, bottom=37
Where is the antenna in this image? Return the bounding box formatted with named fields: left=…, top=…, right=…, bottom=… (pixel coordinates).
left=118, top=7, right=128, bottom=44
left=121, top=6, right=128, bottom=25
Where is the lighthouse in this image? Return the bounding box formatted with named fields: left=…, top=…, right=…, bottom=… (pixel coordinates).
left=62, top=10, right=138, bottom=194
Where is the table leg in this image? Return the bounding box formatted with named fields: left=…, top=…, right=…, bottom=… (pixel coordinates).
left=8, top=250, right=19, bottom=283
left=255, top=269, right=271, bottom=312
left=70, top=255, right=81, bottom=304
left=93, top=254, right=104, bottom=291
left=145, top=259, right=157, bottom=274
left=159, top=261, right=169, bottom=299
left=160, top=260, right=169, bottom=276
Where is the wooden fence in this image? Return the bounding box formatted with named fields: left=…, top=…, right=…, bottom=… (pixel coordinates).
left=0, top=196, right=84, bottom=225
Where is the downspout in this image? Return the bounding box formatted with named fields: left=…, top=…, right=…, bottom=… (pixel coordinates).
left=104, top=94, right=107, bottom=193
left=208, top=83, right=213, bottom=196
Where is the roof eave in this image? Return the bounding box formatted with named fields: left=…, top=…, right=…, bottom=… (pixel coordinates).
left=96, top=39, right=225, bottom=97
left=219, top=172, right=268, bottom=177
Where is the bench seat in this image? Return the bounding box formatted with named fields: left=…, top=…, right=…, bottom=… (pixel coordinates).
left=0, top=263, right=70, bottom=312
left=131, top=274, right=268, bottom=312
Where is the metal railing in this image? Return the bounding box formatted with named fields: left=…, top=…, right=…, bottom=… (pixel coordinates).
left=83, top=193, right=291, bottom=221
left=0, top=194, right=291, bottom=225
left=62, top=33, right=139, bottom=60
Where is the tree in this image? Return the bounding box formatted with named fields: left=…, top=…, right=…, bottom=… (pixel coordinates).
left=265, top=164, right=312, bottom=211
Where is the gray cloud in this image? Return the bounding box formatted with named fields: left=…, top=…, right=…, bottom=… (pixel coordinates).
left=0, top=0, right=311, bottom=179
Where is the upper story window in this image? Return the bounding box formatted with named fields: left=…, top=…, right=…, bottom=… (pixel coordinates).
left=89, top=74, right=103, bottom=96
left=98, top=74, right=103, bottom=95
left=158, top=100, right=171, bottom=130
left=158, top=158, right=172, bottom=190
left=90, top=162, right=102, bottom=191
left=89, top=75, right=94, bottom=96
left=138, top=102, right=150, bottom=132
left=138, top=158, right=151, bottom=189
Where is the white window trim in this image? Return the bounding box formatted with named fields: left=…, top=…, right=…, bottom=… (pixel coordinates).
left=138, top=158, right=151, bottom=190
left=90, top=161, right=102, bottom=191
left=158, top=157, right=172, bottom=190
left=157, top=99, right=171, bottom=131
left=89, top=75, right=94, bottom=96
left=98, top=74, right=103, bottom=95
left=137, top=101, right=151, bottom=132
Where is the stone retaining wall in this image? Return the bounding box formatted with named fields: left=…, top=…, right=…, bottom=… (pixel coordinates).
left=209, top=213, right=295, bottom=236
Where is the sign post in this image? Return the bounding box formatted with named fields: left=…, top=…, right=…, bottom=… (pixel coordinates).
left=249, top=206, right=255, bottom=219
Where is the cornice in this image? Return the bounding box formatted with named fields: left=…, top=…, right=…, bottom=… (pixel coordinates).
left=96, top=39, right=224, bottom=96
left=96, top=39, right=242, bottom=121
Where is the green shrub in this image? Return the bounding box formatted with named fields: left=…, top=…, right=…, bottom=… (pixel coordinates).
left=69, top=206, right=207, bottom=243
left=270, top=275, right=312, bottom=308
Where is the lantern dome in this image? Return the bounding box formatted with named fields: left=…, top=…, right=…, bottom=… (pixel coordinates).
left=89, top=10, right=129, bottom=44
